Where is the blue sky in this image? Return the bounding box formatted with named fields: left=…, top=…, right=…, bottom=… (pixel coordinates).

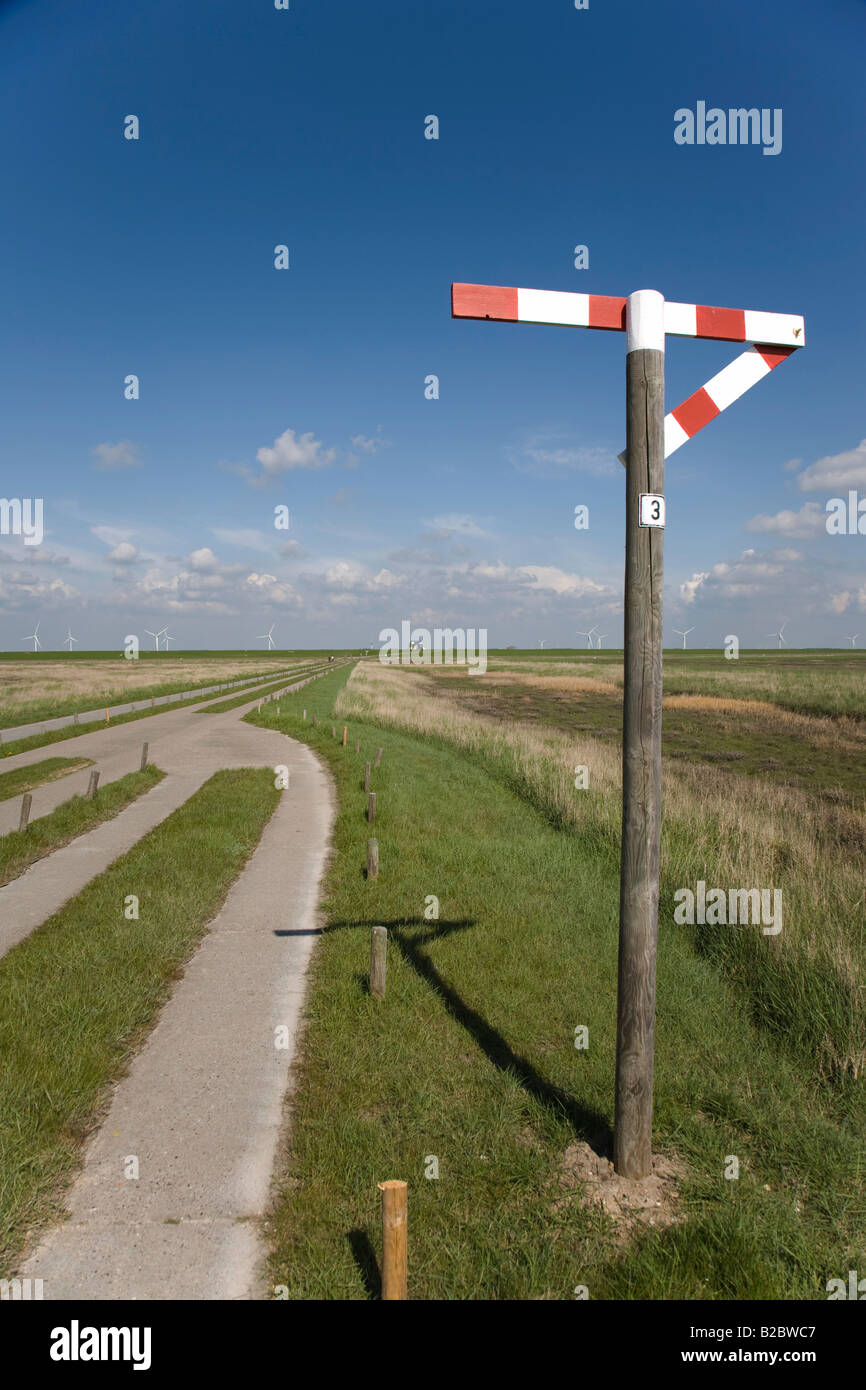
left=1, top=0, right=864, bottom=650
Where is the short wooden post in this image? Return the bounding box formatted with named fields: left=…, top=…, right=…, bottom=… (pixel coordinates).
left=374, top=747, right=383, bottom=768
left=367, top=837, right=379, bottom=880
left=105, top=707, right=110, bottom=724
left=331, top=725, right=336, bottom=738
left=378, top=1180, right=407, bottom=1300
left=614, top=289, right=666, bottom=1181
left=364, top=762, right=371, bottom=792
left=367, top=791, right=376, bottom=825
left=140, top=742, right=148, bottom=771
left=19, top=793, right=32, bottom=832
left=370, top=925, right=387, bottom=999
left=73, top=712, right=79, bottom=725
left=312, top=713, right=317, bottom=727
left=342, top=726, right=347, bottom=746
left=86, top=770, right=100, bottom=799
left=302, top=709, right=307, bottom=720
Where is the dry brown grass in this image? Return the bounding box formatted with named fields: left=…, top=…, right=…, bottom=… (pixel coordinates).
left=0, top=656, right=307, bottom=720
left=336, top=661, right=866, bottom=1077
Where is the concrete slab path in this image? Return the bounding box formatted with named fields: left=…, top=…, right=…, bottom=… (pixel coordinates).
left=19, top=737, right=335, bottom=1299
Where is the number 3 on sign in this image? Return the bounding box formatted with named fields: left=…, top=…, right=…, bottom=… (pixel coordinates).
left=639, top=493, right=665, bottom=528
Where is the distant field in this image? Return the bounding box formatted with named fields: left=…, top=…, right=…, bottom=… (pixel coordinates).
left=0, top=656, right=317, bottom=727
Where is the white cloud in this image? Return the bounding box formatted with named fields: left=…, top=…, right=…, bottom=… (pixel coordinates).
left=745, top=502, right=825, bottom=537
left=92, top=441, right=141, bottom=471
left=255, top=428, right=336, bottom=476
left=244, top=572, right=299, bottom=606
left=797, top=439, right=866, bottom=492
left=107, top=542, right=140, bottom=564
left=829, top=591, right=851, bottom=614
left=351, top=432, right=389, bottom=455
left=515, top=565, right=610, bottom=597
left=680, top=571, right=709, bottom=604
left=188, top=547, right=220, bottom=572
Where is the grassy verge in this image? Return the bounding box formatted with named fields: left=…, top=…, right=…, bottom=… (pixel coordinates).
left=0, top=663, right=308, bottom=730
left=251, top=667, right=864, bottom=1300
left=0, top=670, right=305, bottom=761
left=0, top=757, right=92, bottom=802
left=199, top=664, right=332, bottom=713
left=0, top=768, right=279, bottom=1271
left=0, top=765, right=165, bottom=887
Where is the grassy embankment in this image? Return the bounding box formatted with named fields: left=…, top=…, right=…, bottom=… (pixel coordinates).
left=0, top=757, right=93, bottom=802
left=250, top=661, right=864, bottom=1300
left=0, top=768, right=279, bottom=1272
left=0, top=668, right=305, bottom=761
left=0, top=659, right=314, bottom=729
left=0, top=766, right=165, bottom=886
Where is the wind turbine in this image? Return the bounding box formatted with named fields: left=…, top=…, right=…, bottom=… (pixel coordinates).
left=144, top=627, right=165, bottom=651
left=258, top=624, right=276, bottom=650
left=21, top=621, right=41, bottom=652
left=162, top=631, right=176, bottom=649
left=595, top=632, right=608, bottom=649
left=538, top=639, right=546, bottom=650
left=673, top=626, right=695, bottom=650
left=766, top=621, right=788, bottom=650
left=577, top=627, right=598, bottom=650
left=63, top=628, right=78, bottom=652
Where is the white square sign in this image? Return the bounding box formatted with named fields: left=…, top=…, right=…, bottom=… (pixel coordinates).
left=639, top=493, right=665, bottom=528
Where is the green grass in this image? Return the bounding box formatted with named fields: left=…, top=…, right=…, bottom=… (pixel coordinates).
left=198, top=664, right=332, bottom=713
left=252, top=669, right=865, bottom=1300
left=0, top=767, right=279, bottom=1271
left=0, top=765, right=165, bottom=886
left=0, top=757, right=92, bottom=803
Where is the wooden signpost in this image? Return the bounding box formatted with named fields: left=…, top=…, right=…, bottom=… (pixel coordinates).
left=451, top=279, right=805, bottom=1178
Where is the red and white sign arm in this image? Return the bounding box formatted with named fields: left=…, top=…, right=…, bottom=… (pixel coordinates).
left=661, top=344, right=796, bottom=459
left=451, top=283, right=805, bottom=347
left=451, top=282, right=805, bottom=462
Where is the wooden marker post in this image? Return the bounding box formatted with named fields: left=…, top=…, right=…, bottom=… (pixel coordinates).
left=105, top=708, right=109, bottom=724
left=614, top=290, right=666, bottom=1180
left=374, top=747, right=383, bottom=768
left=86, top=770, right=100, bottom=799
left=370, top=925, right=387, bottom=999
left=19, top=793, right=32, bottom=832
left=367, top=838, right=379, bottom=880
left=378, top=1180, right=407, bottom=1299
left=342, top=725, right=347, bottom=746
left=140, top=742, right=149, bottom=771
left=354, top=740, right=360, bottom=754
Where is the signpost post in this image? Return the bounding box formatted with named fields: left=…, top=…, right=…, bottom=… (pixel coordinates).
left=451, top=280, right=805, bottom=1178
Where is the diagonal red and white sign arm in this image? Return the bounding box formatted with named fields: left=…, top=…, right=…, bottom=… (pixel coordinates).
left=451, top=282, right=805, bottom=459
